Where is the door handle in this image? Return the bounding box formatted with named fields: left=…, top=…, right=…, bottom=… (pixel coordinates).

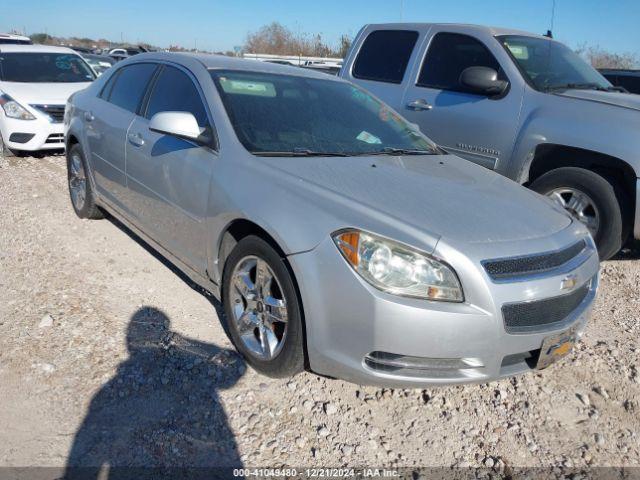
left=127, top=133, right=145, bottom=147
left=406, top=99, right=433, bottom=111
left=84, top=111, right=95, bottom=122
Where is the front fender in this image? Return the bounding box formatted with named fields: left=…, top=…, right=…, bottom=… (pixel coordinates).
left=508, top=90, right=640, bottom=183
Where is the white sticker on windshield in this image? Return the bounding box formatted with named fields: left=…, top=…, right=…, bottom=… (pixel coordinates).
left=356, top=131, right=382, bottom=144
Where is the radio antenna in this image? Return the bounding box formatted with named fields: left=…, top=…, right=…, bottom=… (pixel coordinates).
left=548, top=0, right=556, bottom=36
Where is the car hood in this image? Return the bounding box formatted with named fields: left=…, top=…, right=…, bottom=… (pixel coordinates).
left=554, top=89, right=640, bottom=112
left=0, top=81, right=91, bottom=105
left=261, top=154, right=571, bottom=245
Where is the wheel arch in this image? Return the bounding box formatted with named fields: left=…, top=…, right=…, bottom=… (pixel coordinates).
left=525, top=143, right=636, bottom=223
left=65, top=133, right=80, bottom=150
left=216, top=218, right=310, bottom=369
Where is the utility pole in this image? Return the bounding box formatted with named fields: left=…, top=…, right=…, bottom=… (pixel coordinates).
left=400, top=0, right=404, bottom=21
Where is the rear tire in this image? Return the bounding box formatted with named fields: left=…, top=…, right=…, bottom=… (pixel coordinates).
left=222, top=235, right=305, bottom=378
left=530, top=167, right=622, bottom=260
left=67, top=143, right=103, bottom=219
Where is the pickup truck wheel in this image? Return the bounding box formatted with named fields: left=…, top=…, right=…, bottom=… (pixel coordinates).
left=530, top=167, right=622, bottom=260
left=67, top=144, right=103, bottom=219
left=222, top=235, right=305, bottom=378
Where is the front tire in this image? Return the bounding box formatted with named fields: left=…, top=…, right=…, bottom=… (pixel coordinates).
left=0, top=133, right=19, bottom=158
left=530, top=167, right=623, bottom=260
left=222, top=235, right=305, bottom=378
left=67, top=144, right=103, bottom=219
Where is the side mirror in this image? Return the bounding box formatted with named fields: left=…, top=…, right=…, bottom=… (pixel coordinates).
left=149, top=111, right=203, bottom=141
left=459, top=66, right=508, bottom=96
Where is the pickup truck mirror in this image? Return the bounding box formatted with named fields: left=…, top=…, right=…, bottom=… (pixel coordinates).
left=459, top=66, right=508, bottom=97
left=149, top=111, right=204, bottom=142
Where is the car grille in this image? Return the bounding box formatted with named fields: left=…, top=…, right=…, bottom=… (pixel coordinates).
left=502, top=282, right=591, bottom=333
left=45, top=133, right=64, bottom=144
left=30, top=104, right=65, bottom=123
left=483, top=240, right=587, bottom=281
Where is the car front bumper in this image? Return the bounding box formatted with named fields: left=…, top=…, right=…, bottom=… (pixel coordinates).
left=0, top=115, right=65, bottom=151
left=289, top=223, right=600, bottom=387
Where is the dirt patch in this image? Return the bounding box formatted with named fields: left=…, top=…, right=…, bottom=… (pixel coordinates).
left=1, top=153, right=638, bottom=472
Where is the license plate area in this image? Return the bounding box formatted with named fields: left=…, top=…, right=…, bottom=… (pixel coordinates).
left=536, top=326, right=577, bottom=370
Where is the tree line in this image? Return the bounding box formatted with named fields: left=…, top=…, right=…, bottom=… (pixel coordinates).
left=25, top=25, right=639, bottom=67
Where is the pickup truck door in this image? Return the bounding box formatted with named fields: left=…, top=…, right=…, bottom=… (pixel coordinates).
left=124, top=64, right=215, bottom=275
left=401, top=28, right=523, bottom=171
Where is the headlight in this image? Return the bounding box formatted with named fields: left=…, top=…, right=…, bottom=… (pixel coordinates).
left=333, top=229, right=464, bottom=302
left=0, top=93, right=36, bottom=120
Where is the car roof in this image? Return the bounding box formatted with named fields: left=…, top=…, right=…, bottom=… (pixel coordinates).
left=129, top=51, right=343, bottom=81
left=364, top=23, right=549, bottom=39
left=0, top=32, right=31, bottom=41
left=0, top=44, right=80, bottom=54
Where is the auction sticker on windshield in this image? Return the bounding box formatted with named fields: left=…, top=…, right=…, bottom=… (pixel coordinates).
left=356, top=131, right=382, bottom=144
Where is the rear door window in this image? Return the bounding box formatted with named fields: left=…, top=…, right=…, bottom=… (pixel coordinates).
left=106, top=63, right=157, bottom=113
left=353, top=30, right=419, bottom=84
left=418, top=32, right=504, bottom=91
left=144, top=66, right=209, bottom=128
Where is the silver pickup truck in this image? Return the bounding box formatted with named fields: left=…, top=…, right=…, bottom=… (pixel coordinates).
left=341, top=23, right=640, bottom=260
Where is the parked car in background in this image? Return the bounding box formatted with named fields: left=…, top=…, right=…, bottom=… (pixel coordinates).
left=0, top=33, right=32, bottom=45
left=0, top=44, right=95, bottom=155
left=342, top=23, right=640, bottom=260
left=301, top=64, right=341, bottom=75
left=70, top=46, right=94, bottom=55
left=599, top=69, right=640, bottom=94
left=108, top=48, right=128, bottom=56
left=82, top=53, right=115, bottom=76
left=65, top=53, right=599, bottom=386
left=108, top=46, right=150, bottom=63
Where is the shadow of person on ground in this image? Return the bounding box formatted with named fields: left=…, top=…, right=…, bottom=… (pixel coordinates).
left=64, top=306, right=245, bottom=479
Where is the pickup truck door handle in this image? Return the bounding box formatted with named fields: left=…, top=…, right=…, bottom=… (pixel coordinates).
left=84, top=111, right=94, bottom=122
left=127, top=132, right=145, bottom=147
left=406, top=99, right=433, bottom=111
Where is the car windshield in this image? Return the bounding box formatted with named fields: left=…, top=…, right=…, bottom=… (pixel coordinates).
left=210, top=70, right=437, bottom=156
left=0, top=52, right=95, bottom=83
left=498, top=35, right=612, bottom=92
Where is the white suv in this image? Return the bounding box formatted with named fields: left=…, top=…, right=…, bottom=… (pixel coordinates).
left=0, top=44, right=95, bottom=155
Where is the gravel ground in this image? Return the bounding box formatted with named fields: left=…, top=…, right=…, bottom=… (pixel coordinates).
left=0, top=153, right=639, bottom=475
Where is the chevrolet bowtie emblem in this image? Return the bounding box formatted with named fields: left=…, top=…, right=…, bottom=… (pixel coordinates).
left=561, top=274, right=578, bottom=291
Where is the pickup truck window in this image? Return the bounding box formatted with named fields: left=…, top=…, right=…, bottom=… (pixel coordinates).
left=353, top=30, right=419, bottom=84
left=417, top=32, right=504, bottom=93
left=211, top=70, right=437, bottom=156
left=498, top=35, right=610, bottom=92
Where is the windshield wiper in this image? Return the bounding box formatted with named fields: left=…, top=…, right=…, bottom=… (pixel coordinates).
left=546, top=82, right=613, bottom=92
left=251, top=149, right=349, bottom=157
left=362, top=147, right=436, bottom=156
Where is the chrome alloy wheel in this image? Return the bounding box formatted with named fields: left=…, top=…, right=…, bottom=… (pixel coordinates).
left=69, top=152, right=87, bottom=211
left=229, top=256, right=288, bottom=360
left=547, top=187, right=600, bottom=237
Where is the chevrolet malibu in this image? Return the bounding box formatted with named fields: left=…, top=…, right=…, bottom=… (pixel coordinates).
left=64, top=53, right=600, bottom=386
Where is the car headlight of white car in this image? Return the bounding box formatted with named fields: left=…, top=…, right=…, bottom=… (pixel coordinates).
left=0, top=92, right=36, bottom=120
left=333, top=229, right=464, bottom=302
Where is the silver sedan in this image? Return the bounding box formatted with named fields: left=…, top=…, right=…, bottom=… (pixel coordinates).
left=64, top=52, right=600, bottom=386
